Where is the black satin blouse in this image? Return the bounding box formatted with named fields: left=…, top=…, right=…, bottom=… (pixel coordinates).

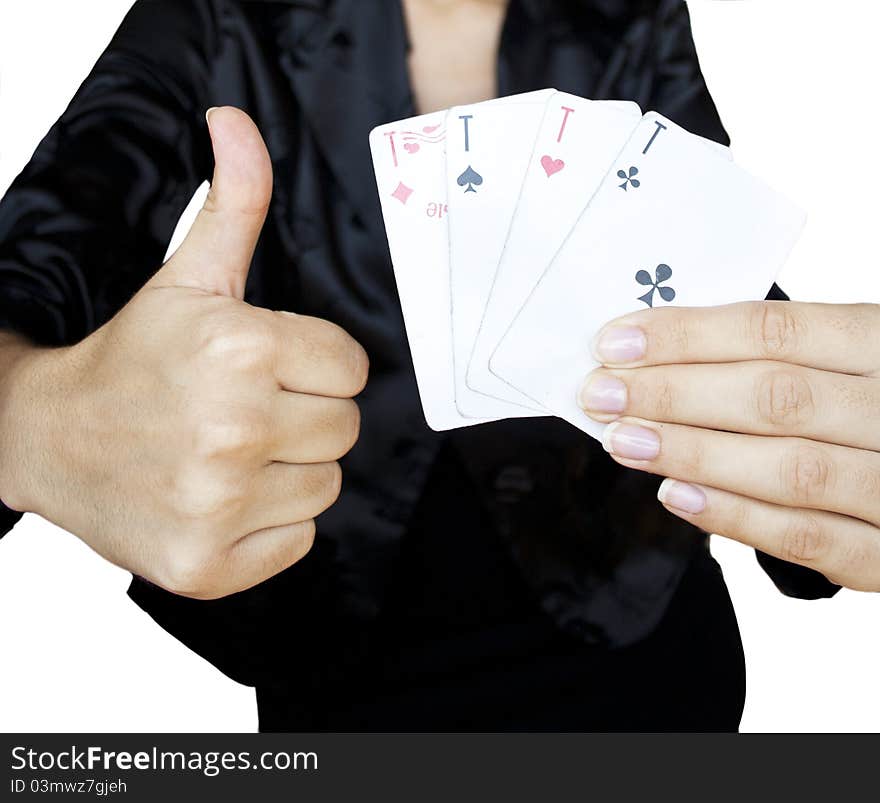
left=0, top=0, right=838, bottom=729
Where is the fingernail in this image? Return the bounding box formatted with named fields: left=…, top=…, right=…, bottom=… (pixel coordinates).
left=578, top=374, right=627, bottom=414
left=602, top=422, right=660, bottom=460
left=206, top=107, right=219, bottom=125
left=591, top=325, right=647, bottom=364
left=657, top=479, right=707, bottom=515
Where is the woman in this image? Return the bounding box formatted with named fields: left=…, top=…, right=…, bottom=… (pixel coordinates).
left=0, top=0, right=876, bottom=732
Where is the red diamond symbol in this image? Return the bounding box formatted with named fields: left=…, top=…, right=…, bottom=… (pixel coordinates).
left=391, top=181, right=414, bottom=204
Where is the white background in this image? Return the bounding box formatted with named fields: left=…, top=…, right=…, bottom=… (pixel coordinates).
left=0, top=0, right=878, bottom=732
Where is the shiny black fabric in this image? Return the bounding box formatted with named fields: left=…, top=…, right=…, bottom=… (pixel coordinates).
left=0, top=0, right=838, bottom=730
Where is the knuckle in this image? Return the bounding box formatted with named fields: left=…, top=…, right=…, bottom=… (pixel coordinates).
left=293, top=317, right=370, bottom=395
left=197, top=315, right=274, bottom=371
left=650, top=375, right=677, bottom=421
left=321, top=321, right=370, bottom=394
left=839, top=303, right=880, bottom=376
left=336, top=399, right=361, bottom=456
left=756, top=368, right=815, bottom=428
left=725, top=497, right=752, bottom=537
left=832, top=541, right=874, bottom=591
left=298, top=399, right=361, bottom=460
left=347, top=341, right=370, bottom=395
left=305, top=461, right=343, bottom=511
left=169, top=466, right=238, bottom=521
left=193, top=312, right=232, bottom=352
left=241, top=193, right=271, bottom=221
left=203, top=182, right=270, bottom=220
left=861, top=303, right=880, bottom=344
left=192, top=411, right=266, bottom=461
left=157, top=545, right=220, bottom=598
left=835, top=303, right=878, bottom=347
left=779, top=443, right=833, bottom=505
left=854, top=463, right=880, bottom=507
left=779, top=513, right=829, bottom=566
left=753, top=302, right=801, bottom=359
left=325, top=461, right=344, bottom=506
left=294, top=463, right=342, bottom=518
left=260, top=521, right=316, bottom=577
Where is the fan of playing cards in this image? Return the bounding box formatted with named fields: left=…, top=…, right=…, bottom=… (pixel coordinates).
left=369, top=89, right=806, bottom=440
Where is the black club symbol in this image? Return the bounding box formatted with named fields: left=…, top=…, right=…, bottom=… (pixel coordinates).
left=618, top=166, right=640, bottom=191
left=636, top=264, right=675, bottom=308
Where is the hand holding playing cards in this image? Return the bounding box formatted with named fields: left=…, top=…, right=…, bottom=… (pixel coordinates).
left=0, top=107, right=367, bottom=599
left=580, top=301, right=880, bottom=591
left=371, top=90, right=875, bottom=591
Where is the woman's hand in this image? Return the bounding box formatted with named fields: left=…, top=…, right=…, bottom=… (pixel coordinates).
left=579, top=301, right=880, bottom=591
left=0, top=108, right=368, bottom=600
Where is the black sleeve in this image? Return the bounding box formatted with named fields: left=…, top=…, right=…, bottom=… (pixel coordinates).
left=640, top=0, right=730, bottom=146
left=755, top=550, right=840, bottom=600
left=0, top=0, right=220, bottom=538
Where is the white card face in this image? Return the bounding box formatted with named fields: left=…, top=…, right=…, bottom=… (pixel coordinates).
left=466, top=93, right=642, bottom=408
left=445, top=90, right=556, bottom=419
left=369, top=109, right=493, bottom=431
left=490, top=113, right=806, bottom=440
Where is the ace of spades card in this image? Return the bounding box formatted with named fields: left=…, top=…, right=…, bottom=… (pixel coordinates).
left=444, top=89, right=556, bottom=420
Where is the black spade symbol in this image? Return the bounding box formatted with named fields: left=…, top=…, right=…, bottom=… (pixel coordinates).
left=457, top=165, right=483, bottom=193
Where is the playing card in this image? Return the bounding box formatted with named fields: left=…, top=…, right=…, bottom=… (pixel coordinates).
left=467, top=97, right=733, bottom=410
left=445, top=89, right=556, bottom=419
left=489, top=112, right=806, bottom=440
left=369, top=108, right=495, bottom=431
left=466, top=93, right=642, bottom=408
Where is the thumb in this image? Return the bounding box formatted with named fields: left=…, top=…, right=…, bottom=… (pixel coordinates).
left=152, top=106, right=273, bottom=299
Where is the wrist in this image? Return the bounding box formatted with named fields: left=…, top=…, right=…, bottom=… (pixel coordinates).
left=0, top=336, right=77, bottom=514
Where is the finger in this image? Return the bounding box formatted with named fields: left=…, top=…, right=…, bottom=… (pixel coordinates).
left=601, top=418, right=880, bottom=527
left=592, top=301, right=880, bottom=376
left=197, top=519, right=316, bottom=599
left=269, top=312, right=369, bottom=398
left=579, top=361, right=880, bottom=451
left=153, top=107, right=273, bottom=299
left=656, top=480, right=880, bottom=592
left=268, top=393, right=360, bottom=464
left=242, top=460, right=342, bottom=533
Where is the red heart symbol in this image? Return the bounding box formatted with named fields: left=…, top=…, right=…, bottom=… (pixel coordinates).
left=541, top=155, right=565, bottom=177
left=404, top=142, right=420, bottom=154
